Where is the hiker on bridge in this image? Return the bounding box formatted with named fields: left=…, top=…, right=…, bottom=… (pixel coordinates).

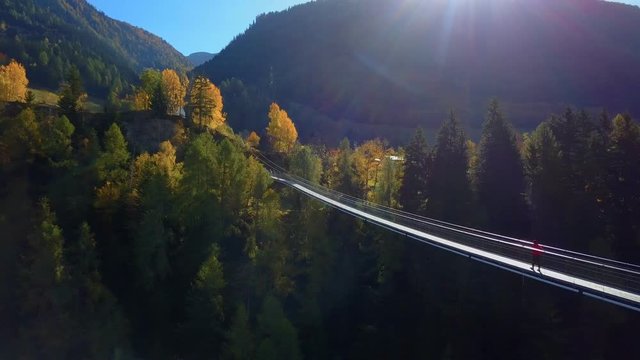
left=531, top=239, right=543, bottom=273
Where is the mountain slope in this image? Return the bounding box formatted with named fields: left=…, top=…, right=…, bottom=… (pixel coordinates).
left=196, top=0, right=640, bottom=143
left=0, top=0, right=191, bottom=95
left=187, top=52, right=216, bottom=67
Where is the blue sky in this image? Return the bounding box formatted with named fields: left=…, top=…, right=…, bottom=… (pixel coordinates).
left=88, top=0, right=310, bottom=55
left=88, top=0, right=640, bottom=56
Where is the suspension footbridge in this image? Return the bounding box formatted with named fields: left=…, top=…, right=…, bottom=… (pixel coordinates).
left=257, top=154, right=640, bottom=313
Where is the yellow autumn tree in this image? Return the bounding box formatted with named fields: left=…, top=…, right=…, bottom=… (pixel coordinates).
left=353, top=139, right=386, bottom=198
left=131, top=89, right=151, bottom=111
left=246, top=131, right=261, bottom=148
left=189, top=76, right=225, bottom=130
left=266, top=103, right=298, bottom=154
left=0, top=59, right=29, bottom=102
left=162, top=69, right=187, bottom=115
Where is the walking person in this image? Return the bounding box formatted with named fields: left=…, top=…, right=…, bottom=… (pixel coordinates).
left=530, top=239, right=543, bottom=273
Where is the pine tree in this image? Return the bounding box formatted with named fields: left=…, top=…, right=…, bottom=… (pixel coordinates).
left=225, top=304, right=254, bottom=360
left=57, top=66, right=83, bottom=120
left=42, top=115, right=75, bottom=168
left=184, top=246, right=226, bottom=357
left=605, top=114, right=640, bottom=262
left=256, top=295, right=301, bottom=360
left=426, top=111, right=473, bottom=224
left=524, top=123, right=564, bottom=244
left=399, top=128, right=430, bottom=213
left=334, top=138, right=360, bottom=196
left=19, top=199, right=74, bottom=358
left=67, top=223, right=131, bottom=358
left=474, top=100, right=529, bottom=235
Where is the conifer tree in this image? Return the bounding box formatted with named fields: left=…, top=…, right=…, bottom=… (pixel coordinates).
left=19, top=199, right=73, bottom=358
left=42, top=115, right=75, bottom=168
left=426, top=111, right=473, bottom=224
left=58, top=66, right=83, bottom=119
left=475, top=100, right=529, bottom=235
left=256, top=295, right=301, bottom=360
left=334, top=138, right=360, bottom=196
left=290, top=146, right=322, bottom=183
left=524, top=123, right=564, bottom=244
left=225, top=304, right=254, bottom=360
left=184, top=246, right=226, bottom=357
left=605, top=114, right=640, bottom=262
left=399, top=128, right=430, bottom=213
left=189, top=76, right=225, bottom=130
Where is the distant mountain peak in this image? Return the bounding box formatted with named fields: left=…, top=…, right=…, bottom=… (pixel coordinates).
left=187, top=52, right=217, bottom=67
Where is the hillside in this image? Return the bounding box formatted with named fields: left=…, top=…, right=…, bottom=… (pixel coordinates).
left=196, top=0, right=640, bottom=143
left=0, top=0, right=191, bottom=95
left=187, top=51, right=216, bottom=66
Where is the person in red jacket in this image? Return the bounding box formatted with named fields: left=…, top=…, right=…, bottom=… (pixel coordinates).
left=530, top=240, right=543, bottom=273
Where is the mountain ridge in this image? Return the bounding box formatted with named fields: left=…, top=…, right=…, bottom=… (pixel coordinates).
left=0, top=0, right=191, bottom=95
left=195, top=0, right=640, bottom=143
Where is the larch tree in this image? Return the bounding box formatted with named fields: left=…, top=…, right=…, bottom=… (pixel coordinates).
left=131, top=69, right=162, bottom=111
left=373, top=156, right=401, bottom=208
left=161, top=69, right=187, bottom=115
left=334, top=138, right=360, bottom=196
left=189, top=75, right=225, bottom=130
left=19, top=199, right=74, bottom=358
left=247, top=131, right=261, bottom=148
left=0, top=59, right=29, bottom=102
left=474, top=100, right=529, bottom=236
left=353, top=139, right=386, bottom=199
left=42, top=115, right=75, bottom=168
left=290, top=146, right=322, bottom=184
left=399, top=128, right=430, bottom=213
left=95, top=123, right=131, bottom=210
left=1, top=108, right=41, bottom=163
left=266, top=103, right=298, bottom=155
left=130, top=141, right=182, bottom=289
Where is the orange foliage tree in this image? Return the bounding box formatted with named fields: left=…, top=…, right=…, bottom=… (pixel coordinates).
left=266, top=103, right=298, bottom=155
left=353, top=139, right=386, bottom=198
left=162, top=69, right=187, bottom=115
left=246, top=131, right=261, bottom=148
left=0, top=59, right=29, bottom=102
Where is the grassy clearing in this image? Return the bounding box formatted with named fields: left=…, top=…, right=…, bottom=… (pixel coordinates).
left=28, top=88, right=104, bottom=113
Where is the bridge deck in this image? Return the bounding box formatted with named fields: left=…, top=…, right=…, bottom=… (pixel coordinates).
left=272, top=174, right=640, bottom=312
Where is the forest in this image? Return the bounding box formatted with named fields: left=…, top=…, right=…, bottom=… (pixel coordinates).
left=0, top=0, right=190, bottom=96
left=1, top=58, right=640, bottom=359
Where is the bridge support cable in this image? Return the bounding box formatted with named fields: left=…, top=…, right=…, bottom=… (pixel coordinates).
left=253, top=152, right=640, bottom=312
